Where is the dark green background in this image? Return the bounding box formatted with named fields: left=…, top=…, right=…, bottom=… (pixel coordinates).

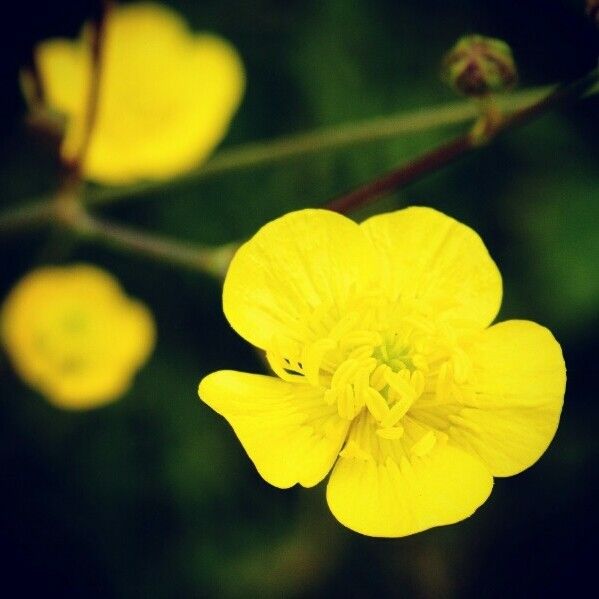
left=1, top=0, right=597, bottom=596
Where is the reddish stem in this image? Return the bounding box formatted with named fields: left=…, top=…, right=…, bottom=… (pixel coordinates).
left=327, top=65, right=598, bottom=214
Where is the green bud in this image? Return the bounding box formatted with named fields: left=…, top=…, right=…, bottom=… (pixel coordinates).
left=442, top=34, right=518, bottom=97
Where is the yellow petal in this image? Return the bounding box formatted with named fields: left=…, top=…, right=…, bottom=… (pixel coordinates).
left=198, top=370, right=349, bottom=488
left=223, top=209, right=379, bottom=350
left=449, top=320, right=565, bottom=476
left=326, top=413, right=492, bottom=537
left=360, top=207, right=502, bottom=328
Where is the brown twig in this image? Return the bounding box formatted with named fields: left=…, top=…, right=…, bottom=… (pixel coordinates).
left=327, top=65, right=599, bottom=214
left=62, top=0, right=113, bottom=178
left=326, top=135, right=471, bottom=214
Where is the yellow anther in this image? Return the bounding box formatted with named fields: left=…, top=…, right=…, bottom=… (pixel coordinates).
left=369, top=363, right=390, bottom=391
left=337, top=384, right=351, bottom=419
left=379, top=344, right=390, bottom=362
left=302, top=337, right=336, bottom=385
left=398, top=368, right=411, bottom=382
left=329, top=311, right=360, bottom=340
left=351, top=383, right=367, bottom=419
left=376, top=425, right=404, bottom=440
left=364, top=387, right=390, bottom=422
left=384, top=369, right=416, bottom=401
left=339, top=440, right=373, bottom=462
left=337, top=383, right=362, bottom=421
left=348, top=345, right=375, bottom=360
left=353, top=364, right=373, bottom=401
left=435, top=361, right=453, bottom=403
left=411, top=430, right=437, bottom=457
left=411, top=369, right=426, bottom=398
left=381, top=395, right=413, bottom=428
left=331, top=358, right=361, bottom=390
left=339, top=330, right=382, bottom=350
left=321, top=354, right=341, bottom=373
left=411, top=353, right=429, bottom=372
left=386, top=387, right=401, bottom=404
left=389, top=358, right=407, bottom=371
left=363, top=357, right=378, bottom=372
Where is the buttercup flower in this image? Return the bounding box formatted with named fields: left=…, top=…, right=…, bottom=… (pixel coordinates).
left=199, top=207, right=566, bottom=537
left=1, top=264, right=155, bottom=409
left=34, top=2, right=245, bottom=183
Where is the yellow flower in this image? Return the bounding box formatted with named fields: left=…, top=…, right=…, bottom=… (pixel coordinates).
left=1, top=264, right=155, bottom=410
left=198, top=207, right=566, bottom=537
left=34, top=2, right=245, bottom=183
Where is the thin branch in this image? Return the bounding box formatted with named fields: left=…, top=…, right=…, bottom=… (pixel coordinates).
left=62, top=208, right=236, bottom=278
left=0, top=200, right=56, bottom=233
left=0, top=86, right=552, bottom=235
left=326, top=136, right=472, bottom=213
left=327, top=66, right=599, bottom=214
left=0, top=1, right=114, bottom=237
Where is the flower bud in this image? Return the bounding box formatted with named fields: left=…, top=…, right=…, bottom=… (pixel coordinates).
left=442, top=34, right=517, bottom=97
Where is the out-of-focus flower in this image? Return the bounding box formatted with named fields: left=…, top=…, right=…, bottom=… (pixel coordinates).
left=1, top=264, right=155, bottom=409
left=199, top=207, right=566, bottom=537
left=34, top=2, right=245, bottom=183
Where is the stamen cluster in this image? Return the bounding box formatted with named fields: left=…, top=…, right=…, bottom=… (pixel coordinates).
left=267, top=294, right=472, bottom=457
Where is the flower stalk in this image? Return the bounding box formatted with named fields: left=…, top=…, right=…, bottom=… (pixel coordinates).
left=0, top=86, right=550, bottom=231
left=55, top=199, right=236, bottom=278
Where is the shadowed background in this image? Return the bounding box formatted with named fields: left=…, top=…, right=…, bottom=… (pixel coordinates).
left=1, top=0, right=597, bottom=596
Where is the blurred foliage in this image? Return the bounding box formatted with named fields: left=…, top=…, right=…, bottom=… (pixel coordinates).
left=0, top=0, right=597, bottom=597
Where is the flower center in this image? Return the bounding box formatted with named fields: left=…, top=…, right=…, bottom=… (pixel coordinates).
left=267, top=294, right=474, bottom=447
left=328, top=329, right=428, bottom=436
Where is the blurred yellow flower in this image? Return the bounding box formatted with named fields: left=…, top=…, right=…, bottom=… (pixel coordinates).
left=199, top=207, right=566, bottom=537
left=1, top=264, right=155, bottom=410
left=34, top=2, right=245, bottom=183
